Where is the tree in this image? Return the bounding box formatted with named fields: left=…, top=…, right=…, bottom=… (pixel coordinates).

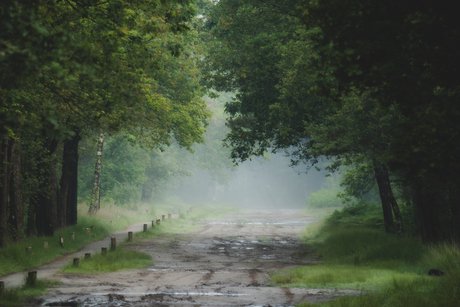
left=300, top=0, right=460, bottom=242
left=203, top=0, right=406, bottom=236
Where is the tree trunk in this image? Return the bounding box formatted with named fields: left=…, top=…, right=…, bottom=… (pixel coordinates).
left=381, top=164, right=404, bottom=236
left=373, top=159, right=395, bottom=234
left=66, top=129, right=80, bottom=225
left=8, top=137, right=24, bottom=242
left=412, top=175, right=443, bottom=243
left=0, top=135, right=9, bottom=247
left=60, top=130, right=81, bottom=227
left=35, top=137, right=60, bottom=237
left=88, top=133, right=104, bottom=214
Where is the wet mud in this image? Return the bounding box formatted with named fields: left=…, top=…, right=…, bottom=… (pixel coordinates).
left=33, top=210, right=360, bottom=306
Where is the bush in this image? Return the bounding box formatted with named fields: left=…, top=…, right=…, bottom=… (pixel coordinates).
left=306, top=186, right=343, bottom=208
left=325, top=200, right=384, bottom=229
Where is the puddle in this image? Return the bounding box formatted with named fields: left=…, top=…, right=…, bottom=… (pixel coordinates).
left=90, top=291, right=249, bottom=297
left=46, top=302, right=81, bottom=307
left=208, top=221, right=310, bottom=226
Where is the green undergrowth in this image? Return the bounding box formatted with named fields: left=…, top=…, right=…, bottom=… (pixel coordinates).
left=60, top=249, right=152, bottom=274
left=0, top=204, right=160, bottom=277
left=0, top=278, right=59, bottom=306
left=272, top=203, right=460, bottom=307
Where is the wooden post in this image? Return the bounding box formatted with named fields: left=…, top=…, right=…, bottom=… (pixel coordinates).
left=86, top=228, right=90, bottom=235
left=0, top=281, right=4, bottom=295
left=152, top=220, right=155, bottom=228
left=157, top=218, right=161, bottom=225
left=59, top=236, right=64, bottom=248
left=91, top=226, right=94, bottom=231
left=168, top=213, right=171, bottom=219
left=85, top=253, right=91, bottom=259
left=70, top=232, right=75, bottom=240
left=73, top=258, right=79, bottom=267
left=26, top=247, right=32, bottom=254
left=128, top=231, right=133, bottom=242
left=101, top=247, right=107, bottom=255
left=110, top=237, right=116, bottom=251
left=162, top=215, right=165, bottom=221
left=143, top=224, right=148, bottom=232
left=43, top=242, right=48, bottom=249
left=27, top=271, right=37, bottom=287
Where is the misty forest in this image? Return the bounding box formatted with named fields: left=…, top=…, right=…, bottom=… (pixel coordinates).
left=1, top=0, right=460, bottom=306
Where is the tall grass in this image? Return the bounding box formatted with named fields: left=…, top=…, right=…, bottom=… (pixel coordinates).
left=60, top=249, right=152, bottom=274
left=0, top=202, right=177, bottom=277
left=272, top=204, right=460, bottom=306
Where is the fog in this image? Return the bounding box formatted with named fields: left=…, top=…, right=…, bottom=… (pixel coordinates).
left=167, top=153, right=327, bottom=209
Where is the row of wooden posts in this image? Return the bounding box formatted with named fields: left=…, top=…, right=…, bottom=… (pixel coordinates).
left=0, top=214, right=173, bottom=296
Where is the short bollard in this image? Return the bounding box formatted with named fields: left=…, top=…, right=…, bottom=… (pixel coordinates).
left=101, top=247, right=107, bottom=255
left=86, top=228, right=91, bottom=235
left=85, top=253, right=91, bottom=259
left=143, top=224, right=148, bottom=232
left=70, top=232, right=75, bottom=240
left=168, top=213, right=171, bottom=219
left=110, top=237, right=116, bottom=251
left=73, top=258, right=79, bottom=267
left=152, top=220, right=155, bottom=228
left=26, top=247, right=32, bottom=254
left=43, top=242, right=48, bottom=249
left=59, top=237, right=64, bottom=248
left=156, top=219, right=161, bottom=225
left=0, top=281, right=4, bottom=295
left=128, top=231, right=134, bottom=242
left=27, top=271, right=37, bottom=287
left=162, top=215, right=165, bottom=221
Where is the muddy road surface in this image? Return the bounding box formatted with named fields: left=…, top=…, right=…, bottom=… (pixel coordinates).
left=37, top=209, right=357, bottom=307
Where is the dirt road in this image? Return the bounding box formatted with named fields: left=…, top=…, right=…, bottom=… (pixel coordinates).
left=35, top=209, right=358, bottom=306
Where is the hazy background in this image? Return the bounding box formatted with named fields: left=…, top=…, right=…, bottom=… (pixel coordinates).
left=167, top=154, right=327, bottom=209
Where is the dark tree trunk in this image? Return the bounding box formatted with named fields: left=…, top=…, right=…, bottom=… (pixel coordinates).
left=8, top=137, right=24, bottom=242
left=373, top=159, right=395, bottom=234
left=68, top=130, right=80, bottom=225
left=412, top=175, right=445, bottom=243
left=61, top=129, right=80, bottom=226
left=35, top=137, right=60, bottom=237
left=0, top=136, right=9, bottom=247
left=26, top=200, right=36, bottom=237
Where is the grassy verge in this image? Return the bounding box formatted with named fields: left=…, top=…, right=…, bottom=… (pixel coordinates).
left=0, top=203, right=161, bottom=277
left=60, top=249, right=152, bottom=274
left=0, top=278, right=59, bottom=306
left=271, top=204, right=460, bottom=307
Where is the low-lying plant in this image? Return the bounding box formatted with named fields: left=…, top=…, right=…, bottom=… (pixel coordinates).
left=0, top=278, right=59, bottom=306
left=60, top=249, right=152, bottom=274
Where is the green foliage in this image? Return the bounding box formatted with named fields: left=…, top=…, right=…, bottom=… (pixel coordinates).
left=325, top=201, right=384, bottom=229
left=306, top=186, right=343, bottom=208
left=0, top=204, right=158, bottom=276
left=272, top=213, right=460, bottom=306
left=0, top=278, right=58, bottom=306
left=60, top=249, right=152, bottom=274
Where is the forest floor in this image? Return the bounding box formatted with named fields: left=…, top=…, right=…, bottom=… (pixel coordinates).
left=19, top=209, right=362, bottom=307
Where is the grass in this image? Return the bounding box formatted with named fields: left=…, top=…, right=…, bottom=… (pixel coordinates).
left=271, top=204, right=460, bottom=307
left=60, top=248, right=152, bottom=274
left=0, top=203, right=160, bottom=277
left=0, top=278, right=59, bottom=306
